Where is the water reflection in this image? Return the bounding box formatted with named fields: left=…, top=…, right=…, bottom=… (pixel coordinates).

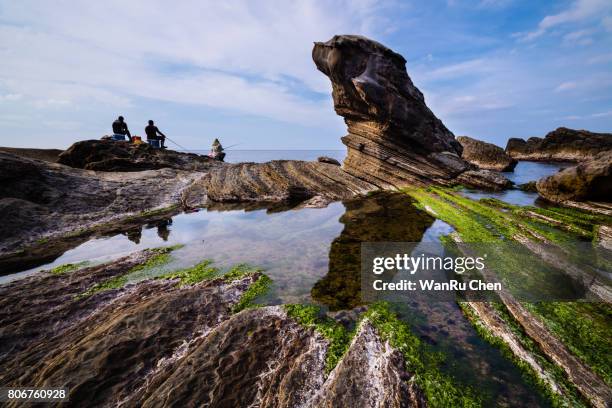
left=461, top=161, right=571, bottom=206
left=311, top=192, right=435, bottom=310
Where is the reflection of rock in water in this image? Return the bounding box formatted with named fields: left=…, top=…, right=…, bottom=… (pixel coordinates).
left=124, top=227, right=142, bottom=244
left=311, top=192, right=434, bottom=310
left=146, top=218, right=173, bottom=241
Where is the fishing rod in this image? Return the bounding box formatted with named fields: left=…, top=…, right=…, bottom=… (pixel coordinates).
left=165, top=136, right=192, bottom=152
left=224, top=143, right=240, bottom=150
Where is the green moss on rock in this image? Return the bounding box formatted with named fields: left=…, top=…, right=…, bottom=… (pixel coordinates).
left=49, top=261, right=90, bottom=275
left=284, top=304, right=354, bottom=373
left=365, top=302, right=482, bottom=408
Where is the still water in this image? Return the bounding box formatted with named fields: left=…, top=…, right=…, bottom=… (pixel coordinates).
left=2, top=151, right=570, bottom=406
left=3, top=190, right=549, bottom=406
left=461, top=160, right=571, bottom=206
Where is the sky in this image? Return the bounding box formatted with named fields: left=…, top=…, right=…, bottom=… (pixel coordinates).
left=0, top=0, right=611, bottom=150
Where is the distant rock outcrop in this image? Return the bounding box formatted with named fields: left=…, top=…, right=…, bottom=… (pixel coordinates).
left=457, top=136, right=517, bottom=172
left=58, top=139, right=217, bottom=172
left=536, top=150, right=612, bottom=203
left=506, top=127, right=612, bottom=162
left=312, top=35, right=509, bottom=190
left=317, top=156, right=341, bottom=166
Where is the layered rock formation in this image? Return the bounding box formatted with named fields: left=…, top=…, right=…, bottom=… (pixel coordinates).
left=457, top=136, right=517, bottom=171
left=536, top=150, right=612, bottom=203
left=0, top=150, right=376, bottom=272
left=0, top=253, right=425, bottom=408
left=0, top=151, right=207, bottom=262
left=506, top=127, right=612, bottom=162
left=202, top=160, right=373, bottom=203
left=312, top=35, right=510, bottom=190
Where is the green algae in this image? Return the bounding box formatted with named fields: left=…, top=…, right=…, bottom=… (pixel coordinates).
left=156, top=260, right=271, bottom=313
left=365, top=302, right=482, bottom=408
left=459, top=302, right=587, bottom=408
left=288, top=301, right=485, bottom=406
left=284, top=304, right=354, bottom=373
left=405, top=187, right=612, bottom=401
left=49, top=261, right=90, bottom=275
left=77, top=246, right=179, bottom=298
left=232, top=273, right=272, bottom=313
left=524, top=302, right=612, bottom=386
left=156, top=259, right=218, bottom=285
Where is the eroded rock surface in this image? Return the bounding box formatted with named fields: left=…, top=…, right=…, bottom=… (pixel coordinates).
left=0, top=151, right=207, bottom=256
left=536, top=150, right=612, bottom=203
left=58, top=139, right=218, bottom=172
left=506, top=127, right=612, bottom=162
left=313, top=35, right=509, bottom=190
left=457, top=136, right=517, bottom=172
left=311, top=320, right=426, bottom=408
left=0, top=256, right=425, bottom=408
left=201, top=160, right=374, bottom=203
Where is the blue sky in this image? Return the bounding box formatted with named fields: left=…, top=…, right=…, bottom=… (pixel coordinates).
left=0, top=0, right=611, bottom=150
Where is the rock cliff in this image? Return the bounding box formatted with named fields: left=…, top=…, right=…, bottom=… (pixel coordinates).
left=536, top=150, right=612, bottom=203
left=457, top=136, right=517, bottom=172
left=313, top=35, right=509, bottom=190
left=506, top=127, right=612, bottom=162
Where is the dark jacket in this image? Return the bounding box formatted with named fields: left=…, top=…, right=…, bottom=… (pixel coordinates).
left=112, top=120, right=130, bottom=137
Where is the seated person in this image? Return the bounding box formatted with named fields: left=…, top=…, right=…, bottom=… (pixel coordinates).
left=111, top=116, right=132, bottom=141
left=145, top=120, right=166, bottom=148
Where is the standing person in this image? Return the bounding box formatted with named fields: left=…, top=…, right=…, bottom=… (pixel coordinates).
left=112, top=116, right=132, bottom=142
left=145, top=120, right=167, bottom=148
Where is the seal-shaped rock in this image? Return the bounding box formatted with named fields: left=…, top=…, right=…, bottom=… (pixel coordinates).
left=313, top=35, right=509, bottom=190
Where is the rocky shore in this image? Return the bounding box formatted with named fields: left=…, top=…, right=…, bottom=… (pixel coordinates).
left=1, top=34, right=611, bottom=408
left=0, top=251, right=428, bottom=407
left=506, top=127, right=612, bottom=162
left=536, top=150, right=612, bottom=210
left=457, top=136, right=517, bottom=172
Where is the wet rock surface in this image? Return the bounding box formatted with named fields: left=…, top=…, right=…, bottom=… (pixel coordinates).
left=0, top=254, right=426, bottom=408
left=0, top=151, right=207, bottom=258
left=313, top=35, right=509, bottom=190
left=506, top=127, right=612, bottom=162
left=311, top=320, right=426, bottom=408
left=457, top=136, right=517, bottom=172
left=536, top=150, right=612, bottom=203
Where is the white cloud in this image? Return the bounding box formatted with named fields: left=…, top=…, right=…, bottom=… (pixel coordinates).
left=555, top=81, right=578, bottom=92
left=562, top=28, right=594, bottom=45
left=0, top=0, right=387, bottom=126
left=517, top=0, right=612, bottom=41
left=423, top=59, right=491, bottom=80
left=591, top=110, right=612, bottom=117
left=0, top=93, right=22, bottom=101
